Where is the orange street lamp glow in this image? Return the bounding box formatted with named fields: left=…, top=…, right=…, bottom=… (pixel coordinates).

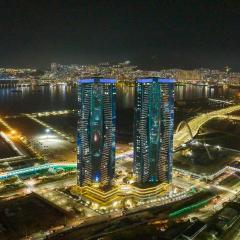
left=11, top=130, right=16, bottom=135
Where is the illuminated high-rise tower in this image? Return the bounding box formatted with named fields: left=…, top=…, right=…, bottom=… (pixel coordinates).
left=77, top=78, right=116, bottom=186
left=134, top=78, right=175, bottom=184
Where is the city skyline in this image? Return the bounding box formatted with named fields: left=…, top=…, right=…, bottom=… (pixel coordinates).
left=0, top=67, right=240, bottom=239
left=0, top=1, right=240, bottom=239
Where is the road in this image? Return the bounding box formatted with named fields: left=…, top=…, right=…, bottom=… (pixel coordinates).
left=0, top=174, right=76, bottom=200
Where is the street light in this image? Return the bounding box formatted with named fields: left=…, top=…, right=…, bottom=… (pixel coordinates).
left=45, top=128, right=50, bottom=139
left=25, top=179, right=36, bottom=194
left=11, top=130, right=16, bottom=135
left=215, top=145, right=221, bottom=151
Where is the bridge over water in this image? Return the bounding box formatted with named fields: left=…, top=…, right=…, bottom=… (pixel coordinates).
left=174, top=105, right=240, bottom=149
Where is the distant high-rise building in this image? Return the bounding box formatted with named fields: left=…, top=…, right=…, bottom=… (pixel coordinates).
left=51, top=62, right=58, bottom=72
left=77, top=78, right=116, bottom=186
left=134, top=78, right=175, bottom=184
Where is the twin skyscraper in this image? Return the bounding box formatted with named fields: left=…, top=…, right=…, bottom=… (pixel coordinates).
left=77, top=77, right=175, bottom=187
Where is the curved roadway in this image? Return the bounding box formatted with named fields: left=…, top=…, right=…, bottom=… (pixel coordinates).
left=174, top=105, right=240, bottom=149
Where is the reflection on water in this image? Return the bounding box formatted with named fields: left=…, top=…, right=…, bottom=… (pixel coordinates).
left=175, top=84, right=209, bottom=101
left=117, top=84, right=135, bottom=109
left=0, top=83, right=239, bottom=114
left=117, top=83, right=239, bottom=108
left=0, top=86, right=77, bottom=114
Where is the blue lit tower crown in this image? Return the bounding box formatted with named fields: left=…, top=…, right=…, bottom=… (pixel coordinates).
left=77, top=78, right=116, bottom=186
left=134, top=78, right=175, bottom=184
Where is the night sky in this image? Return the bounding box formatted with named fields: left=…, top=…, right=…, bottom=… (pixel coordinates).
left=0, top=0, right=240, bottom=70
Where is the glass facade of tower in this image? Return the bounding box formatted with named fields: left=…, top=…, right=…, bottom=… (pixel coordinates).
left=77, top=78, right=116, bottom=186
left=134, top=78, right=175, bottom=184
